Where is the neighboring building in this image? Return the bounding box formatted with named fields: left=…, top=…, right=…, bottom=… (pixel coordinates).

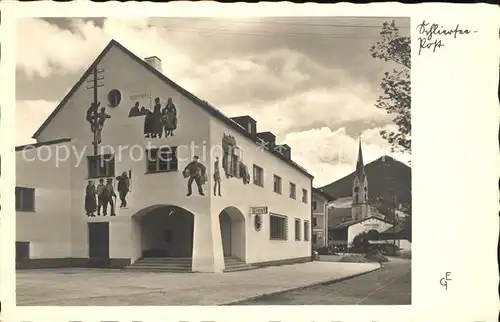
left=311, top=188, right=334, bottom=249
left=15, top=39, right=314, bottom=273
left=329, top=216, right=393, bottom=247
left=379, top=222, right=412, bottom=252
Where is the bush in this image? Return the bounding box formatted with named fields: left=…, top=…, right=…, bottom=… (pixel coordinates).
left=339, top=254, right=370, bottom=263
left=365, top=253, right=389, bottom=263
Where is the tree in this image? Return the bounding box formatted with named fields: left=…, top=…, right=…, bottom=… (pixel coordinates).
left=370, top=20, right=411, bottom=154
left=351, top=232, right=370, bottom=254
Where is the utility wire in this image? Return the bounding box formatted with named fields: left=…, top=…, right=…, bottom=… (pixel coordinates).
left=159, top=16, right=411, bottom=29
left=161, top=25, right=395, bottom=40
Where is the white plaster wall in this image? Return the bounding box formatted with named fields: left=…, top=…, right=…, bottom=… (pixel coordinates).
left=17, top=43, right=313, bottom=269
left=209, top=116, right=313, bottom=264
left=347, top=218, right=393, bottom=246
left=20, top=45, right=213, bottom=263
left=16, top=142, right=73, bottom=258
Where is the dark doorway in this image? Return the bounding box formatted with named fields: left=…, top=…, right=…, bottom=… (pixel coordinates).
left=88, top=222, right=110, bottom=259
left=219, top=207, right=246, bottom=261
left=16, top=241, right=30, bottom=260
left=139, top=206, right=194, bottom=258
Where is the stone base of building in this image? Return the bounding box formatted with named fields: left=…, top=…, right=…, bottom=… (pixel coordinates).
left=16, top=258, right=131, bottom=269
left=16, top=256, right=312, bottom=271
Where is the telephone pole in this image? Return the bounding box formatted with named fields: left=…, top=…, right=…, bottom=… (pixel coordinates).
left=86, top=65, right=104, bottom=156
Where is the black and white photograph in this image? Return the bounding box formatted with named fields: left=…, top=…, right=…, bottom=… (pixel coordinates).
left=1, top=4, right=496, bottom=322
left=14, top=16, right=412, bottom=306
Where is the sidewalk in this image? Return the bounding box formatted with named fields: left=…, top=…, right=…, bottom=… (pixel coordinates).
left=17, top=261, right=380, bottom=306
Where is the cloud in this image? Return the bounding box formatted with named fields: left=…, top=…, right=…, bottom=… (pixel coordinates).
left=17, top=18, right=193, bottom=79
left=16, top=100, right=58, bottom=146
left=17, top=18, right=393, bottom=139
left=283, top=126, right=410, bottom=187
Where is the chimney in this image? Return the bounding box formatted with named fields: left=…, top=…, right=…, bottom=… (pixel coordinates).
left=230, top=115, right=257, bottom=136
left=144, top=56, right=162, bottom=73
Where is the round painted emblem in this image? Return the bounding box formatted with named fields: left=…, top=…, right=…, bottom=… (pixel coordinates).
left=107, top=89, right=122, bottom=107
left=254, top=214, right=263, bottom=231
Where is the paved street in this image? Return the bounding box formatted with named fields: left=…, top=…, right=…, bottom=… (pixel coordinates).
left=230, top=257, right=411, bottom=305
left=16, top=261, right=378, bottom=305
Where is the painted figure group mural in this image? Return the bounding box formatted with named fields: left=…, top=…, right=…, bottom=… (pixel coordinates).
left=183, top=156, right=207, bottom=197
left=221, top=133, right=251, bottom=186
left=84, top=178, right=118, bottom=216
left=128, top=96, right=178, bottom=139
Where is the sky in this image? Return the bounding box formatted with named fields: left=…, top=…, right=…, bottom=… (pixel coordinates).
left=15, top=17, right=411, bottom=187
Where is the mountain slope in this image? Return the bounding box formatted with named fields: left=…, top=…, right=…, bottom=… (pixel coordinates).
left=319, top=156, right=411, bottom=208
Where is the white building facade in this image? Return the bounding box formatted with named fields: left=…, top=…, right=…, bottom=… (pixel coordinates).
left=15, top=40, right=314, bottom=273
left=311, top=188, right=333, bottom=249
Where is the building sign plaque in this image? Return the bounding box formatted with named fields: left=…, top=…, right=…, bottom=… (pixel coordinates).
left=250, top=206, right=268, bottom=215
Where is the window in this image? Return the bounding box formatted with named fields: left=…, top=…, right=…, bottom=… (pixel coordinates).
left=270, top=214, right=288, bottom=240
left=224, top=145, right=241, bottom=178
left=295, top=219, right=301, bottom=241
left=312, top=217, right=318, bottom=227
left=147, top=147, right=178, bottom=173
left=312, top=200, right=317, bottom=210
left=273, top=175, right=282, bottom=194
left=289, top=182, right=296, bottom=199
left=15, top=187, right=35, bottom=212
left=88, top=154, right=115, bottom=178
left=302, top=188, right=308, bottom=203
left=253, top=165, right=264, bottom=187
left=16, top=241, right=30, bottom=260
left=304, top=220, right=310, bottom=241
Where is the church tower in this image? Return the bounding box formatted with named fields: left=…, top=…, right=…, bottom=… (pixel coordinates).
left=351, top=138, right=369, bottom=220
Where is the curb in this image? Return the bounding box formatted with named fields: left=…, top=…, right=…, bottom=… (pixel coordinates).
left=220, top=263, right=382, bottom=305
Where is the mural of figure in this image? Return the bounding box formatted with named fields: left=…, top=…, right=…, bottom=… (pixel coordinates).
left=183, top=156, right=206, bottom=196
left=85, top=180, right=97, bottom=217
left=162, top=97, right=177, bottom=137
left=128, top=101, right=141, bottom=117
left=116, top=171, right=130, bottom=208
left=96, top=178, right=105, bottom=216
left=96, top=107, right=111, bottom=144
left=240, top=163, right=251, bottom=184
left=102, top=178, right=117, bottom=216
left=151, top=97, right=163, bottom=138
left=213, top=156, right=222, bottom=196
left=143, top=107, right=154, bottom=138
left=86, top=102, right=100, bottom=132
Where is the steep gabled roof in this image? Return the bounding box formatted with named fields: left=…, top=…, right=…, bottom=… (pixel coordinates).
left=32, top=39, right=313, bottom=179
left=330, top=215, right=393, bottom=230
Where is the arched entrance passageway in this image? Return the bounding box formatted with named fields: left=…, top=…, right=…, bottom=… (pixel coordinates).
left=134, top=205, right=194, bottom=258
left=219, top=206, right=246, bottom=262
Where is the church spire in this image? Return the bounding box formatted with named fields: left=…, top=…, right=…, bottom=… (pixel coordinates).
left=355, top=137, right=365, bottom=178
